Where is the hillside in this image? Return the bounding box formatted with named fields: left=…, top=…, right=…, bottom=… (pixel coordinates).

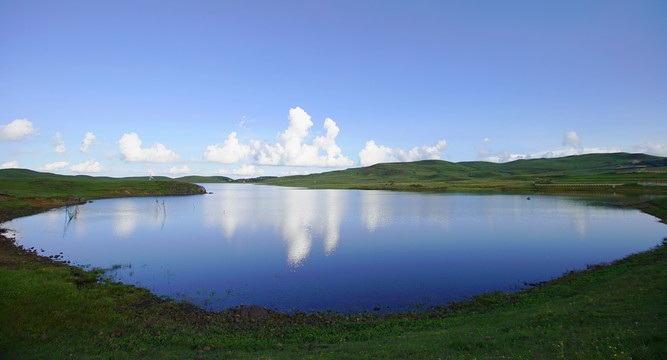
left=175, top=175, right=232, bottom=183
left=261, top=152, right=667, bottom=192
left=0, top=169, right=207, bottom=221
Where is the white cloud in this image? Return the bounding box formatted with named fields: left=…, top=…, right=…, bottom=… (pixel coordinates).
left=311, top=118, right=355, bottom=167
left=118, top=132, right=179, bottom=163
left=358, top=139, right=448, bottom=166
left=52, top=132, right=66, bottom=154
left=203, top=132, right=251, bottom=163
left=39, top=161, right=69, bottom=171
left=280, top=170, right=310, bottom=176
left=169, top=164, right=191, bottom=174
left=219, top=164, right=264, bottom=176
left=631, top=142, right=667, bottom=157
left=0, top=119, right=35, bottom=141
left=80, top=132, right=96, bottom=153
left=204, top=107, right=353, bottom=168
left=562, top=131, right=582, bottom=151
left=69, top=159, right=102, bottom=173
left=359, top=140, right=397, bottom=166
left=0, top=160, right=19, bottom=169
left=484, top=147, right=622, bottom=163
left=253, top=107, right=353, bottom=167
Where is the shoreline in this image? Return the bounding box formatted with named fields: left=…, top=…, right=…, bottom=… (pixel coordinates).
left=2, top=187, right=664, bottom=314
left=1, top=186, right=665, bottom=359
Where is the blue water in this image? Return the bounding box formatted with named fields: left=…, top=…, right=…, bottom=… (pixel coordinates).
left=3, top=184, right=664, bottom=313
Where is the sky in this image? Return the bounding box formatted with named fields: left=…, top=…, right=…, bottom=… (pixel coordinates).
left=1, top=0, right=666, bottom=178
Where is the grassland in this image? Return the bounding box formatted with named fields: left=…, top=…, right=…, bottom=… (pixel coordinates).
left=262, top=152, right=667, bottom=194
left=1, top=154, right=666, bottom=359
left=0, top=169, right=207, bottom=222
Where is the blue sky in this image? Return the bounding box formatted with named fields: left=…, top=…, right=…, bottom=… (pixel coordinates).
left=1, top=0, right=666, bottom=177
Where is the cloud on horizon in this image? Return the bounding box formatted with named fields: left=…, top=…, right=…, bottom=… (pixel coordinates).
left=631, top=142, right=667, bottom=157
left=169, top=164, right=191, bottom=174
left=358, top=139, right=448, bottom=166
left=69, top=159, right=102, bottom=172
left=219, top=164, right=264, bottom=177
left=39, top=161, right=69, bottom=171
left=0, top=160, right=19, bottom=169
left=204, top=132, right=251, bottom=164
left=118, top=132, right=179, bottom=163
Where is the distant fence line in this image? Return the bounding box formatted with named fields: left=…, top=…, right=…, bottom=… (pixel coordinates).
left=534, top=183, right=625, bottom=187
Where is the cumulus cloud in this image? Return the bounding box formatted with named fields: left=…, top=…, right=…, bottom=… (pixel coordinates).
left=253, top=107, right=353, bottom=167
left=203, top=132, right=251, bottom=163
left=52, top=132, right=66, bottom=154
left=562, top=131, right=582, bottom=152
left=204, top=107, right=353, bottom=168
left=0, top=160, right=19, bottom=169
left=0, top=119, right=35, bottom=141
left=39, top=161, right=69, bottom=171
left=358, top=140, right=396, bottom=166
left=358, top=139, right=448, bottom=166
left=118, top=132, right=179, bottom=163
left=219, top=164, right=264, bottom=176
left=169, top=165, right=191, bottom=174
left=69, top=159, right=102, bottom=173
left=80, top=132, right=96, bottom=153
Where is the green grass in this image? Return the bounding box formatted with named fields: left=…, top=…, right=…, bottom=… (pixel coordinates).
left=1, top=231, right=664, bottom=359
left=0, top=156, right=666, bottom=359
left=262, top=153, right=667, bottom=194
left=0, top=169, right=207, bottom=222
left=175, top=175, right=233, bottom=183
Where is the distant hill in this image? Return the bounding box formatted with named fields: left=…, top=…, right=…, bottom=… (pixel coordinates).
left=175, top=175, right=232, bottom=183
left=2, top=153, right=664, bottom=188
left=261, top=152, right=667, bottom=189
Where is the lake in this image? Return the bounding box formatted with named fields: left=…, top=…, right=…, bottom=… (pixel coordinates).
left=3, top=184, right=664, bottom=313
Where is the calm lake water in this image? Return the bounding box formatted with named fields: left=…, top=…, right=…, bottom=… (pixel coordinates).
left=3, top=184, right=665, bottom=313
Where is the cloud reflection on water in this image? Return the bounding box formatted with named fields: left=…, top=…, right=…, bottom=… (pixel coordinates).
left=106, top=185, right=607, bottom=267
left=112, top=199, right=138, bottom=237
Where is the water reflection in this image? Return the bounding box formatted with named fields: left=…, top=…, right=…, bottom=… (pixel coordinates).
left=199, top=185, right=347, bottom=265
left=281, top=189, right=316, bottom=267
left=4, top=184, right=664, bottom=313
left=323, top=190, right=344, bottom=256
left=360, top=191, right=390, bottom=232
left=113, top=199, right=138, bottom=237
left=569, top=205, right=590, bottom=237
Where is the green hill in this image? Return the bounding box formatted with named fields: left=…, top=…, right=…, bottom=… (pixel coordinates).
left=0, top=169, right=207, bottom=221
left=262, top=152, right=667, bottom=191
left=175, top=175, right=232, bottom=183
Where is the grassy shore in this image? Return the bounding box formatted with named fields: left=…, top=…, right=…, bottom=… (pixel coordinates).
left=1, top=165, right=666, bottom=359
left=0, top=169, right=207, bottom=222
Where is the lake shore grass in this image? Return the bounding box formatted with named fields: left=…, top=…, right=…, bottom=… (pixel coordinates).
left=0, top=173, right=207, bottom=222
left=1, top=172, right=666, bottom=359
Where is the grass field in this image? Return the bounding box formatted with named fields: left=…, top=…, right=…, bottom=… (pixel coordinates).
left=1, top=230, right=664, bottom=359
left=261, top=152, right=667, bottom=194
left=0, top=169, right=207, bottom=222
left=0, top=154, right=666, bottom=359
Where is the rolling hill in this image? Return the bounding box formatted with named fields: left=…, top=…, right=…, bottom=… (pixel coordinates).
left=261, top=152, right=667, bottom=191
